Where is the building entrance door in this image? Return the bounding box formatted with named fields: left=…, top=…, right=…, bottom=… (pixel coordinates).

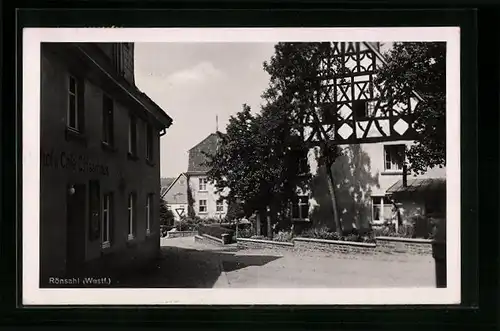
left=66, top=183, right=86, bottom=277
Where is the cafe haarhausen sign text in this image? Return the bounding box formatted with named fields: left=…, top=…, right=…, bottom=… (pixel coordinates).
left=41, top=149, right=109, bottom=176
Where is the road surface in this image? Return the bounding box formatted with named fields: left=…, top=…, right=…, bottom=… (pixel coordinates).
left=115, top=237, right=435, bottom=288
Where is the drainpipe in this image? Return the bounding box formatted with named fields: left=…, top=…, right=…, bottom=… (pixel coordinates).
left=160, top=128, right=167, bottom=137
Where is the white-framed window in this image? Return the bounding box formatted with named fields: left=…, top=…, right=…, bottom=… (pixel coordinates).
left=371, top=196, right=393, bottom=224
left=384, top=144, right=405, bottom=171
left=101, top=193, right=112, bottom=248
left=199, top=178, right=208, bottom=191
left=292, top=195, right=309, bottom=220
left=199, top=200, right=207, bottom=213
left=128, top=115, right=137, bottom=156
left=67, top=75, right=81, bottom=131
left=128, top=193, right=136, bottom=240
left=216, top=200, right=224, bottom=212
left=146, top=193, right=153, bottom=235
left=102, top=94, right=114, bottom=145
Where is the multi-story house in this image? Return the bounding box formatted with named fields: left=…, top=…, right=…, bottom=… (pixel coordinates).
left=40, top=42, right=172, bottom=286
left=288, top=42, right=447, bottom=233
left=186, top=133, right=228, bottom=220
left=160, top=133, right=229, bottom=221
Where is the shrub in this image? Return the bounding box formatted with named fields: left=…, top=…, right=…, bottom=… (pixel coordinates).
left=299, top=226, right=341, bottom=240
left=198, top=224, right=235, bottom=241
left=299, top=226, right=376, bottom=243
left=159, top=199, right=175, bottom=227
left=273, top=230, right=294, bottom=242
left=236, top=227, right=253, bottom=238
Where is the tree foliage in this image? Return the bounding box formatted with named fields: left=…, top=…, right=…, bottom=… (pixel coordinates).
left=159, top=198, right=175, bottom=227
left=262, top=42, right=343, bottom=233
left=375, top=42, right=446, bottom=174
left=205, top=102, right=310, bottom=219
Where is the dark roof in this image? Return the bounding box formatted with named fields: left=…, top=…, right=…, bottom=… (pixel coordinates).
left=386, top=178, right=446, bottom=195
left=187, top=133, right=219, bottom=172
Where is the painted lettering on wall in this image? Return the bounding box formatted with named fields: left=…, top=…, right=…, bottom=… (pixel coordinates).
left=41, top=149, right=109, bottom=176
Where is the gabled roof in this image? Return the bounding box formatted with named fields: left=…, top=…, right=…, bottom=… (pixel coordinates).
left=161, top=172, right=188, bottom=200
left=188, top=133, right=220, bottom=172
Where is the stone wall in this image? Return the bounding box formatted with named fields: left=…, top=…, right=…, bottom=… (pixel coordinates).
left=195, top=234, right=224, bottom=246
left=237, top=238, right=295, bottom=251
left=235, top=236, right=433, bottom=256
left=166, top=231, right=198, bottom=238
left=293, top=237, right=377, bottom=255
left=375, top=236, right=433, bottom=255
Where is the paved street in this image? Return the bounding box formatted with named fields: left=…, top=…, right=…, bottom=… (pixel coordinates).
left=115, top=237, right=435, bottom=288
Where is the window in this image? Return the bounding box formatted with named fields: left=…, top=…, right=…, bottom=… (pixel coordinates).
left=199, top=200, right=207, bottom=213
left=146, top=194, right=153, bottom=235
left=67, top=75, right=84, bottom=132
left=199, top=178, right=208, bottom=191
left=384, top=145, right=405, bottom=171
left=216, top=200, right=224, bottom=213
left=128, top=115, right=137, bottom=156
left=101, top=193, right=112, bottom=248
left=128, top=193, right=136, bottom=240
left=372, top=197, right=393, bottom=224
left=102, top=95, right=114, bottom=145
left=292, top=196, right=309, bottom=220
left=145, top=124, right=154, bottom=161
left=352, top=100, right=368, bottom=120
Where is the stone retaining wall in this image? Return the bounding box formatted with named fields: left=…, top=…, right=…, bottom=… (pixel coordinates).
left=166, top=231, right=198, bottom=239
left=235, top=236, right=433, bottom=256
left=375, top=236, right=433, bottom=255
left=195, top=234, right=224, bottom=246
left=237, top=238, right=295, bottom=251
left=293, top=237, right=377, bottom=255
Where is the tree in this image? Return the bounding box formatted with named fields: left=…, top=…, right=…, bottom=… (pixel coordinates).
left=159, top=198, right=175, bottom=228
left=262, top=42, right=344, bottom=234
left=205, top=102, right=310, bottom=229
left=375, top=42, right=446, bottom=175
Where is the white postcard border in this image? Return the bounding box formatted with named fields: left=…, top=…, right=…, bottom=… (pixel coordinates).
left=23, top=27, right=461, bottom=305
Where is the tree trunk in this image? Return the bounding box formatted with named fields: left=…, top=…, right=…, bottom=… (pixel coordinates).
left=256, top=213, right=261, bottom=236
left=325, top=162, right=342, bottom=235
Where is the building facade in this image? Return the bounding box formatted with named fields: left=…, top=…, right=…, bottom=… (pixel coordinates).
left=186, top=133, right=228, bottom=220
left=40, top=42, right=172, bottom=286
left=290, top=42, right=447, bottom=233
left=161, top=173, right=189, bottom=221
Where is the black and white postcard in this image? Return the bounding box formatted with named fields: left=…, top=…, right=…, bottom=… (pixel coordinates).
left=22, top=27, right=460, bottom=305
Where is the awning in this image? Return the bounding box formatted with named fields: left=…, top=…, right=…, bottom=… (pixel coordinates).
left=386, top=178, right=446, bottom=195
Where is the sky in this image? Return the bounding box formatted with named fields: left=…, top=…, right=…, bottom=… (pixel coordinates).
left=134, top=43, right=277, bottom=178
